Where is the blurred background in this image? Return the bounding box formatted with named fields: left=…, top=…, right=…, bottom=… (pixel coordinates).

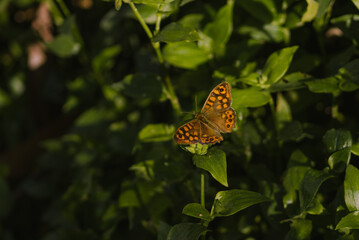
left=1, top=0, right=359, bottom=239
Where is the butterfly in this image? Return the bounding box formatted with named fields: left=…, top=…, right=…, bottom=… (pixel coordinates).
left=174, top=82, right=237, bottom=145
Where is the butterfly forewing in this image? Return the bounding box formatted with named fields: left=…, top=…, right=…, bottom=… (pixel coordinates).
left=201, top=82, right=232, bottom=114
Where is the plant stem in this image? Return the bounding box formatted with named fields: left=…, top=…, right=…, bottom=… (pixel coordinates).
left=128, top=2, right=182, bottom=116
left=128, top=2, right=164, bottom=63
left=201, top=173, right=205, bottom=208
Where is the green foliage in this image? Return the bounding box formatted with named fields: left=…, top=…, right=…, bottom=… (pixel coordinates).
left=2, top=0, right=359, bottom=239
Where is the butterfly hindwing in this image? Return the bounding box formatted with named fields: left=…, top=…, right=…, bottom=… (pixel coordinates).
left=174, top=119, right=201, bottom=145
left=204, top=107, right=237, bottom=133
left=198, top=121, right=223, bottom=144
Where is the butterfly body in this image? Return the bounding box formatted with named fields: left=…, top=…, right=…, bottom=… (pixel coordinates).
left=174, top=82, right=237, bottom=145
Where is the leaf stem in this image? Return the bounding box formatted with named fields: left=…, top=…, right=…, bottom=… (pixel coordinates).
left=201, top=173, right=205, bottom=207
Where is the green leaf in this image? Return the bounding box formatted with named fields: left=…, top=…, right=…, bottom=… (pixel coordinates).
left=323, top=129, right=352, bottom=154
left=262, top=46, right=299, bottom=85
left=158, top=221, right=172, bottom=240
left=351, top=142, right=359, bottom=156
left=305, top=77, right=339, bottom=93
left=129, top=160, right=154, bottom=180
left=138, top=124, right=175, bottom=142
left=163, top=42, right=210, bottom=69
left=237, top=0, right=277, bottom=23
left=182, top=203, right=211, bottom=222
left=47, top=34, right=80, bottom=58
left=283, top=166, right=310, bottom=192
left=352, top=0, right=359, bottom=10
left=336, top=211, right=359, bottom=230
left=193, top=148, right=228, bottom=187
left=211, top=189, right=271, bottom=217
left=92, top=45, right=121, bottom=73
left=299, top=169, right=333, bottom=212
left=344, top=165, right=359, bottom=211
left=203, top=2, right=233, bottom=55
left=153, top=22, right=200, bottom=42
left=328, top=148, right=351, bottom=172
left=301, top=0, right=319, bottom=22
left=338, top=58, right=359, bottom=91
left=166, top=223, right=207, bottom=240
left=115, top=0, right=122, bottom=10
left=268, top=72, right=310, bottom=92
left=278, top=121, right=303, bottom=141
left=232, top=88, right=271, bottom=108
left=123, top=73, right=162, bottom=99
left=285, top=219, right=312, bottom=240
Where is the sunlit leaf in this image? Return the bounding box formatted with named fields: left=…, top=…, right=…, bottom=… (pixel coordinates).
left=262, top=46, right=299, bottom=85
left=344, top=165, right=359, bottom=211
left=232, top=88, right=271, bottom=108
left=163, top=42, right=210, bottom=69
left=138, top=124, right=175, bottom=142
left=336, top=211, right=359, bottom=230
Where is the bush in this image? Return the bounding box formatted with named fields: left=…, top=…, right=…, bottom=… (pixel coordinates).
left=1, top=0, right=359, bottom=239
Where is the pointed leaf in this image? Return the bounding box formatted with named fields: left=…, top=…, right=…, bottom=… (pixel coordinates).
left=204, top=3, right=233, bottom=55
left=167, top=223, right=207, bottom=240
left=328, top=148, right=351, bottom=172
left=323, top=129, right=352, bottom=154
left=193, top=148, right=228, bottom=187
left=47, top=34, right=80, bottom=58
left=138, top=124, right=175, bottom=142
left=232, top=88, right=271, bottom=108
left=344, top=165, right=359, bottom=211
left=285, top=219, right=312, bottom=240
left=211, top=189, right=271, bottom=217
left=153, top=22, right=200, bottom=42
left=299, top=169, right=333, bottom=212
left=163, top=42, right=210, bottom=69
left=182, top=203, right=211, bottom=222
left=262, top=46, right=299, bottom=85
left=305, top=77, right=339, bottom=93
left=336, top=211, right=359, bottom=230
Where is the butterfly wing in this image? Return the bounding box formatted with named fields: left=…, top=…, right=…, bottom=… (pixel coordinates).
left=174, top=119, right=202, bottom=145
left=174, top=119, right=223, bottom=145
left=205, top=107, right=237, bottom=133
left=201, top=82, right=237, bottom=133
left=201, top=82, right=233, bottom=114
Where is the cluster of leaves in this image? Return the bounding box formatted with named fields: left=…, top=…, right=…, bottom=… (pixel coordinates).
left=1, top=0, right=359, bottom=239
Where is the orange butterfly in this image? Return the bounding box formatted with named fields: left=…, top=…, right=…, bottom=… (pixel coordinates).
left=174, top=82, right=236, bottom=145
